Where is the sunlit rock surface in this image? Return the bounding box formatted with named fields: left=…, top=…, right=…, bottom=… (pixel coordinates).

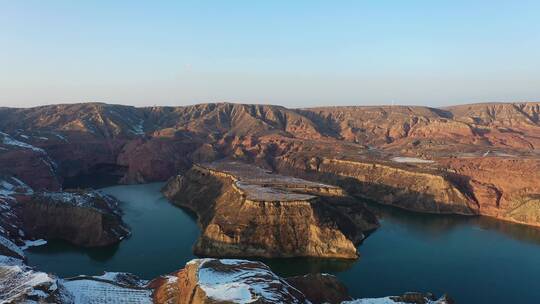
left=163, top=161, right=378, bottom=259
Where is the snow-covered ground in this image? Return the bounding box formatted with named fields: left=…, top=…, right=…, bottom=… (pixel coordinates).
left=62, top=279, right=152, bottom=304
left=391, top=156, right=435, bottom=164
left=196, top=258, right=305, bottom=304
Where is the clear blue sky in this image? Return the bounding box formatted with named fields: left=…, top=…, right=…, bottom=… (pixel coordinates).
left=1, top=0, right=539, bottom=108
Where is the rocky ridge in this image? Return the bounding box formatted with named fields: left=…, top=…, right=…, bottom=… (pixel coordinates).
left=0, top=255, right=452, bottom=304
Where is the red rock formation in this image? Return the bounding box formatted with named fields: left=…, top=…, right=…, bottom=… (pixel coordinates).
left=1, top=101, right=540, bottom=227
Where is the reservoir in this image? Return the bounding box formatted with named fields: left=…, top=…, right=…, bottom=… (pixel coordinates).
left=26, top=183, right=540, bottom=303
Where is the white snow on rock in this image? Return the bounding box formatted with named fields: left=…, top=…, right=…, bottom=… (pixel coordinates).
left=0, top=132, right=45, bottom=153
left=343, top=298, right=407, bottom=304
left=0, top=254, right=24, bottom=266
left=0, top=177, right=33, bottom=199
left=39, top=190, right=119, bottom=212
left=21, top=239, right=47, bottom=250
left=391, top=157, right=435, bottom=164
left=196, top=258, right=305, bottom=304
left=0, top=235, right=24, bottom=258
left=130, top=118, right=145, bottom=135
left=61, top=279, right=152, bottom=304
left=342, top=295, right=451, bottom=304
left=0, top=263, right=57, bottom=303
left=54, top=133, right=68, bottom=142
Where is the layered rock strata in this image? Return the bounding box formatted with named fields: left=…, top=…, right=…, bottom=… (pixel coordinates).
left=162, top=161, right=378, bottom=259
left=18, top=190, right=130, bottom=247
left=273, top=155, right=478, bottom=215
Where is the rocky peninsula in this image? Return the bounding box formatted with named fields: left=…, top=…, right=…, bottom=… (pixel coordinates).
left=162, top=161, right=378, bottom=259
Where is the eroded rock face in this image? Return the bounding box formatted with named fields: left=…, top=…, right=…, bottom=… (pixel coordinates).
left=439, top=157, right=540, bottom=227
left=18, top=190, right=130, bottom=247
left=274, top=155, right=479, bottom=216
left=163, top=161, right=378, bottom=259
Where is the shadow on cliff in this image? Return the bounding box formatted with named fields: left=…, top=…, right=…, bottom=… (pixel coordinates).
left=270, top=167, right=540, bottom=244
left=277, top=168, right=478, bottom=216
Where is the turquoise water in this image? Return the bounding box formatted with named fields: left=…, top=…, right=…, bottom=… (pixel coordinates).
left=26, top=183, right=199, bottom=278
left=26, top=184, right=540, bottom=303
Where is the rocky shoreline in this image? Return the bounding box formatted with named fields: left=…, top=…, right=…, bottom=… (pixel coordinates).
left=1, top=255, right=453, bottom=304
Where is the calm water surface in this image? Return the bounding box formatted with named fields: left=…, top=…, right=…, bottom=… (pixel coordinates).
left=27, top=183, right=199, bottom=278
left=27, top=183, right=540, bottom=303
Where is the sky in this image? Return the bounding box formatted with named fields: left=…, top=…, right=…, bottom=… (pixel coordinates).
left=1, top=0, right=539, bottom=108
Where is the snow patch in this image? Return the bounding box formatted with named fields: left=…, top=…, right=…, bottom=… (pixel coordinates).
left=62, top=279, right=152, bottom=304
left=131, top=118, right=145, bottom=135
left=0, top=235, right=24, bottom=258
left=21, top=239, right=47, bottom=250
left=0, top=264, right=56, bottom=303
left=0, top=132, right=45, bottom=153
left=343, top=298, right=405, bottom=304
left=391, top=157, right=434, bottom=164
left=196, top=259, right=304, bottom=304
left=0, top=255, right=24, bottom=266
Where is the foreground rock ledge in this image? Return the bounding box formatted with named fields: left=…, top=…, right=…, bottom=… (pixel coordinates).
left=1, top=256, right=453, bottom=304
left=162, top=161, right=379, bottom=259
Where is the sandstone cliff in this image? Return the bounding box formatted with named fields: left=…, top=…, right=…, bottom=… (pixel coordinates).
left=162, top=161, right=378, bottom=259
left=18, top=190, right=130, bottom=247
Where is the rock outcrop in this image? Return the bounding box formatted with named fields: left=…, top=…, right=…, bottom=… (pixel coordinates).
left=18, top=190, right=130, bottom=247
left=163, top=161, right=378, bottom=259
left=152, top=259, right=308, bottom=304
left=0, top=256, right=152, bottom=304
left=0, top=256, right=453, bottom=304
left=151, top=258, right=453, bottom=304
